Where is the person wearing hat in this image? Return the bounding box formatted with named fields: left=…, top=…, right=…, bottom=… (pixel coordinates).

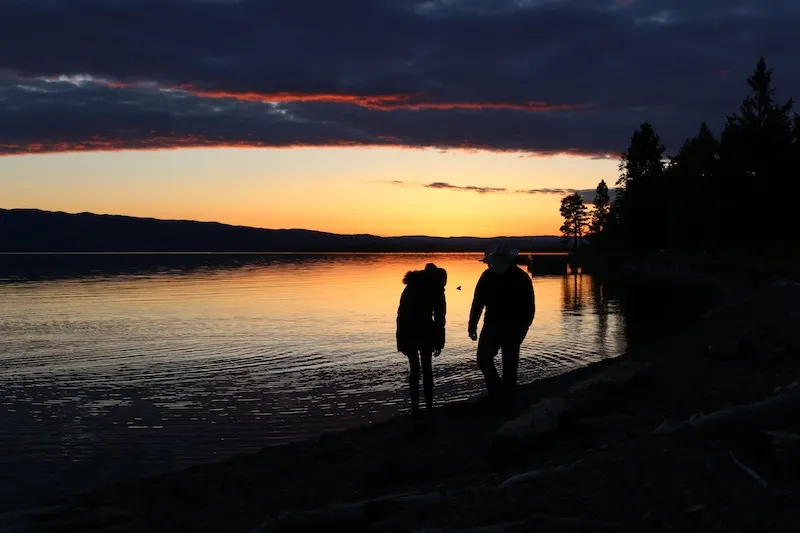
left=468, top=244, right=535, bottom=408
left=396, top=263, right=448, bottom=416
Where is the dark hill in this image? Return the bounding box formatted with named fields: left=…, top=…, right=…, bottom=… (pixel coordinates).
left=0, top=209, right=562, bottom=252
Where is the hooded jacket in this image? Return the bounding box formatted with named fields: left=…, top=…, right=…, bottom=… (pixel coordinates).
left=396, top=268, right=446, bottom=353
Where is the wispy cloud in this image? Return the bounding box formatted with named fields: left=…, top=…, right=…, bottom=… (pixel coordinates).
left=382, top=180, right=508, bottom=193
left=37, top=76, right=589, bottom=112
left=425, top=182, right=507, bottom=194
left=383, top=181, right=618, bottom=203
left=515, top=188, right=579, bottom=195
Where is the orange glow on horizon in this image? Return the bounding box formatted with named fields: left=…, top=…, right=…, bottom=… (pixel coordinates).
left=1, top=147, right=617, bottom=237
left=1, top=191, right=569, bottom=238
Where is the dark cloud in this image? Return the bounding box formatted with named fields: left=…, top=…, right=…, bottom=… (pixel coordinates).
left=1, top=0, right=799, bottom=156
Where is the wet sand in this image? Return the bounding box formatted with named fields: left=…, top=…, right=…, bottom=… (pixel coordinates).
left=7, top=279, right=800, bottom=533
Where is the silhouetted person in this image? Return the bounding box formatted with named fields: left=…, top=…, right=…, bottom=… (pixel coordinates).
left=396, top=263, right=447, bottom=416
left=468, top=245, right=535, bottom=409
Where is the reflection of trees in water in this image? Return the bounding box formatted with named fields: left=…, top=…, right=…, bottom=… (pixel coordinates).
left=561, top=273, right=589, bottom=314
left=592, top=276, right=610, bottom=357
left=601, top=277, right=715, bottom=351
left=559, top=273, right=714, bottom=355
left=561, top=274, right=613, bottom=358
left=600, top=280, right=654, bottom=350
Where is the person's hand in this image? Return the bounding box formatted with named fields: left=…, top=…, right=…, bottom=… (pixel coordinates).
left=433, top=349, right=442, bottom=358
left=469, top=330, right=478, bottom=341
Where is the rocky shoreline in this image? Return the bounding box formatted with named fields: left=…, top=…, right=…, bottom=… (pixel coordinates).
left=6, top=277, right=800, bottom=533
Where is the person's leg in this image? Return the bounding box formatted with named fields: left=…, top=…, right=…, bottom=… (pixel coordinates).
left=476, top=330, right=502, bottom=398
left=420, top=350, right=433, bottom=410
left=405, top=351, right=421, bottom=414
left=501, top=341, right=521, bottom=407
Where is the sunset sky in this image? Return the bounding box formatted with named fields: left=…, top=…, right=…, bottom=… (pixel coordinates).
left=2, top=0, right=798, bottom=237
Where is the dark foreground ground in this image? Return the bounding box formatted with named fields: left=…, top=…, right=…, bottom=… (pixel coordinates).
left=4, top=280, right=800, bottom=533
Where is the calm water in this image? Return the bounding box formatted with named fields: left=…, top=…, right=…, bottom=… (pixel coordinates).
left=0, top=253, right=680, bottom=510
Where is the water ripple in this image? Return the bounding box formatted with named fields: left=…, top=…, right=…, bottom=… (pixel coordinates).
left=0, top=253, right=626, bottom=511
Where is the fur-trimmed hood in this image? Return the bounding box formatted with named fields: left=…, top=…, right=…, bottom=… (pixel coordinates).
left=402, top=263, right=447, bottom=288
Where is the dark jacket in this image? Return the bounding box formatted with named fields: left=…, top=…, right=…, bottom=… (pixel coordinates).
left=468, top=265, right=535, bottom=343
left=396, top=269, right=446, bottom=353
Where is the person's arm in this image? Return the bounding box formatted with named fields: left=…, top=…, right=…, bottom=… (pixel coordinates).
left=396, top=289, right=407, bottom=353
left=433, top=289, right=446, bottom=351
left=468, top=272, right=487, bottom=338
left=524, top=274, right=535, bottom=328
left=396, top=315, right=402, bottom=352
left=513, top=271, right=535, bottom=344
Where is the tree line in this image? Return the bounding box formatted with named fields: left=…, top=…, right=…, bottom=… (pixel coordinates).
left=560, top=57, right=800, bottom=257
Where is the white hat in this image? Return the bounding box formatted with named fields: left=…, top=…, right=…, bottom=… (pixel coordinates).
left=480, top=244, right=519, bottom=274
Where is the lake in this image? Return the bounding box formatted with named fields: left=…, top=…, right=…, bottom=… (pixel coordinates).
left=0, top=253, right=703, bottom=511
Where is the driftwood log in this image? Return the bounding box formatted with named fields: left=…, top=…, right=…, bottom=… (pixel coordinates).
left=495, top=361, right=652, bottom=447
left=494, top=396, right=568, bottom=443
left=250, top=457, right=588, bottom=533
left=497, top=460, right=583, bottom=489
left=654, top=381, right=800, bottom=435
left=729, top=451, right=768, bottom=488
left=250, top=490, right=449, bottom=533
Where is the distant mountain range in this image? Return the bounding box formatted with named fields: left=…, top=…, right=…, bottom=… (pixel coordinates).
left=0, top=209, right=564, bottom=253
